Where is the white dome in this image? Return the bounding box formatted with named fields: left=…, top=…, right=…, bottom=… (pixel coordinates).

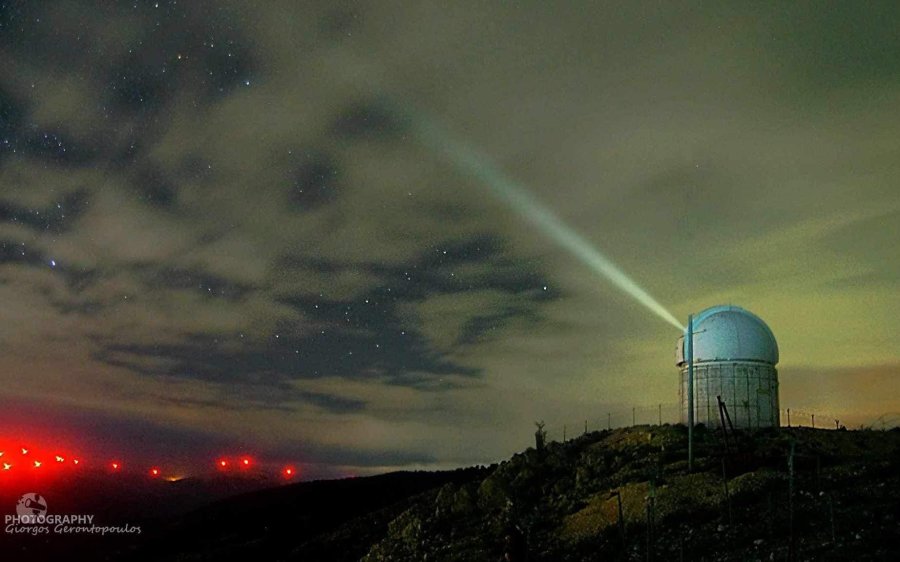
left=676, top=305, right=778, bottom=366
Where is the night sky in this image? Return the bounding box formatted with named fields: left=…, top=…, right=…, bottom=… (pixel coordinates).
left=1, top=1, right=898, bottom=477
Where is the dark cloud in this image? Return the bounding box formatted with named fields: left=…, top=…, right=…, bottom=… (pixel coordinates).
left=93, top=235, right=558, bottom=396
left=155, top=385, right=364, bottom=415
left=289, top=151, right=340, bottom=211
left=0, top=189, right=91, bottom=233
left=457, top=308, right=533, bottom=346
left=132, top=166, right=179, bottom=209
left=107, top=54, right=174, bottom=116
left=0, top=85, right=26, bottom=138
left=199, top=35, right=256, bottom=101
left=105, top=19, right=257, bottom=113
left=281, top=234, right=557, bottom=315
left=0, top=238, right=45, bottom=267
left=332, top=99, right=409, bottom=140
left=0, top=238, right=107, bottom=315
left=93, top=337, right=367, bottom=413
left=0, top=1, right=47, bottom=59
left=134, top=263, right=256, bottom=301
left=0, top=87, right=98, bottom=167
left=19, top=128, right=98, bottom=166
left=44, top=293, right=106, bottom=316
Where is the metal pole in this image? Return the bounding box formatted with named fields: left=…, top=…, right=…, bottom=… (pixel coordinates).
left=721, top=457, right=732, bottom=524
left=788, top=440, right=795, bottom=561
left=608, top=412, right=611, bottom=430
left=658, top=404, right=662, bottom=426
left=687, top=314, right=694, bottom=472
left=633, top=407, right=636, bottom=427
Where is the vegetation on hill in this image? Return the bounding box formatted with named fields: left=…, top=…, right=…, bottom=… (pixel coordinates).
left=301, top=425, right=899, bottom=561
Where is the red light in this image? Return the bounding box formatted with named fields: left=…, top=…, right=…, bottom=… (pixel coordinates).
left=2, top=463, right=11, bottom=471
left=21, top=448, right=28, bottom=455
left=219, top=459, right=228, bottom=468
left=73, top=459, right=80, bottom=465
left=55, top=455, right=65, bottom=463
left=241, top=458, right=251, bottom=467
left=0, top=451, right=4, bottom=457
left=111, top=462, right=120, bottom=471
left=33, top=460, right=42, bottom=468
left=150, top=468, right=160, bottom=477
left=283, top=466, right=295, bottom=478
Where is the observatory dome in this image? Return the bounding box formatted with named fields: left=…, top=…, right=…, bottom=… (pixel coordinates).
left=676, top=305, right=778, bottom=367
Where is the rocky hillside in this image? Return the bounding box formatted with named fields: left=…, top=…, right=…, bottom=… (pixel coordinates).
left=295, top=426, right=899, bottom=561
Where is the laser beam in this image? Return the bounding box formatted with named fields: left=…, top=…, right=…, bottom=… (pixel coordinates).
left=408, top=113, right=684, bottom=331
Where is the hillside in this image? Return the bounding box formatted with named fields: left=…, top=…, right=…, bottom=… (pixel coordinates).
left=299, top=426, right=899, bottom=561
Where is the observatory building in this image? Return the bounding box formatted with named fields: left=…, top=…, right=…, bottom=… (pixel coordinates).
left=676, top=305, right=780, bottom=429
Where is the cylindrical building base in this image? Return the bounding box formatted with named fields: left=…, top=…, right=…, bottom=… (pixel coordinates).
left=680, top=361, right=779, bottom=429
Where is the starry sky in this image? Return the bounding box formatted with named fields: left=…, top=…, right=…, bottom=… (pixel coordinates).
left=1, top=1, right=898, bottom=477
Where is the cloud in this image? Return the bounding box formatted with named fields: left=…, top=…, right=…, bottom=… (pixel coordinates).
left=89, top=234, right=557, bottom=400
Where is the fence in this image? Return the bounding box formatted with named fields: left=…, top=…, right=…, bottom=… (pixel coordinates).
left=539, top=404, right=860, bottom=443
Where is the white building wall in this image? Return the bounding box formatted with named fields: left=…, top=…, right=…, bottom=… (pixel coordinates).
left=680, top=361, right=779, bottom=429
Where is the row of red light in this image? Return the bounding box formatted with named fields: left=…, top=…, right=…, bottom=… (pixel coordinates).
left=0, top=448, right=296, bottom=479
left=1, top=449, right=80, bottom=473
left=215, top=457, right=295, bottom=477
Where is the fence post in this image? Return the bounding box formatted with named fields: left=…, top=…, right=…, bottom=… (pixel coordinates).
left=788, top=440, right=796, bottom=562
left=633, top=407, right=636, bottom=427
left=610, top=491, right=626, bottom=547
left=787, top=408, right=791, bottom=427
left=658, top=404, right=662, bottom=426
left=812, top=414, right=815, bottom=429
left=608, top=412, right=611, bottom=430
left=721, top=457, right=732, bottom=524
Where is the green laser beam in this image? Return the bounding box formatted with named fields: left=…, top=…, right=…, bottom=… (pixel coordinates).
left=410, top=113, right=684, bottom=332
